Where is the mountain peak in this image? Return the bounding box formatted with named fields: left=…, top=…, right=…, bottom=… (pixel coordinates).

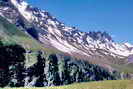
left=0, top=0, right=133, bottom=59
left=88, top=31, right=113, bottom=43
left=0, top=0, right=24, bottom=3
left=10, top=0, right=34, bottom=22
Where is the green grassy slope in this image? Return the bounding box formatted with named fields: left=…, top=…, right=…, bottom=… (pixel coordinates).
left=0, top=16, right=58, bottom=53
left=112, top=64, right=133, bottom=74
left=0, top=16, right=62, bottom=68
left=4, top=80, right=133, bottom=89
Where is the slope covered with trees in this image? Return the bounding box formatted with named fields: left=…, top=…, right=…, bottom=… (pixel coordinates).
left=0, top=40, right=121, bottom=87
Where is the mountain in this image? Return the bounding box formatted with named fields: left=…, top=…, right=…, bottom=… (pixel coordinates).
left=0, top=0, right=133, bottom=87
left=0, top=14, right=123, bottom=87
left=0, top=18, right=121, bottom=87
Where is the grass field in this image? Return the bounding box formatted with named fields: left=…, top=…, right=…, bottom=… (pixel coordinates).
left=3, top=80, right=133, bottom=89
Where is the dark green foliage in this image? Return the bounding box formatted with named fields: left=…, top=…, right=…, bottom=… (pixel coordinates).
left=8, top=63, right=25, bottom=87
left=0, top=68, right=9, bottom=87
left=0, top=45, right=25, bottom=67
left=27, top=53, right=45, bottom=77
left=0, top=40, right=3, bottom=46
left=45, top=54, right=61, bottom=86
left=58, top=58, right=71, bottom=85
left=0, top=41, right=121, bottom=87
left=112, top=70, right=121, bottom=80
left=57, top=56, right=120, bottom=85
left=26, top=52, right=47, bottom=87
left=0, top=43, right=26, bottom=87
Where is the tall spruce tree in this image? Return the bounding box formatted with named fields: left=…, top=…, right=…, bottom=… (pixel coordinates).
left=45, top=54, right=61, bottom=86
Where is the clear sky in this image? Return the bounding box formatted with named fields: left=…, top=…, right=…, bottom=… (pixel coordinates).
left=28, top=0, right=133, bottom=44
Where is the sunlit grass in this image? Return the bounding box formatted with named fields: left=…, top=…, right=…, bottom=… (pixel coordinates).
left=112, top=64, right=133, bottom=74
left=4, top=80, right=133, bottom=89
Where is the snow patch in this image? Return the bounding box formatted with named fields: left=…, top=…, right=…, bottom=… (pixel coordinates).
left=124, top=43, right=133, bottom=48
left=10, top=0, right=35, bottom=22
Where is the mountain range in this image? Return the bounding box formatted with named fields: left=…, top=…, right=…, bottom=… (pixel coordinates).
left=0, top=0, right=133, bottom=87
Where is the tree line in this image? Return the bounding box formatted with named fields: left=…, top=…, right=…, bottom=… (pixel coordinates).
left=0, top=40, right=121, bottom=87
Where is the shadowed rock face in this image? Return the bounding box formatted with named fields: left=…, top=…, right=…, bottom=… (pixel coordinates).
left=26, top=28, right=39, bottom=40
left=0, top=42, right=121, bottom=87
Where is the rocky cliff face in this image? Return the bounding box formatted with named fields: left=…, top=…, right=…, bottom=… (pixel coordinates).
left=0, top=41, right=121, bottom=87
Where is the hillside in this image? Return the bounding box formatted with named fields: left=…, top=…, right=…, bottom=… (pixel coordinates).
left=0, top=16, right=122, bottom=87
left=4, top=80, right=133, bottom=89
left=0, top=40, right=120, bottom=87
left=0, top=16, right=58, bottom=53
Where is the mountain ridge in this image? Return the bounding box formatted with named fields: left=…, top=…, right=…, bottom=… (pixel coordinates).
left=0, top=0, right=133, bottom=72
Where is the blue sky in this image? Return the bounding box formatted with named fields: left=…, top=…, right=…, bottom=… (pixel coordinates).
left=28, top=0, right=133, bottom=44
